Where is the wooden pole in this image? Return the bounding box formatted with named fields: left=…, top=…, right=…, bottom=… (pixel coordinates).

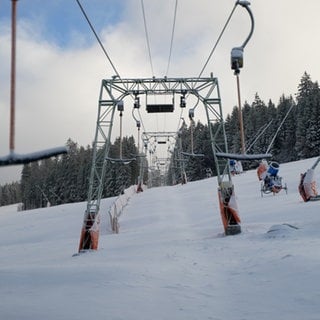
left=10, top=0, right=18, bottom=153
left=236, top=73, right=246, bottom=154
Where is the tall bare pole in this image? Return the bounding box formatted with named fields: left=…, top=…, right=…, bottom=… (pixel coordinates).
left=10, top=0, right=18, bottom=153
left=230, top=1, right=254, bottom=155
left=0, top=0, right=68, bottom=166
left=236, top=73, right=246, bottom=154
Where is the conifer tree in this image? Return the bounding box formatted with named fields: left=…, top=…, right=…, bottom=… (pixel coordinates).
left=295, top=72, right=320, bottom=158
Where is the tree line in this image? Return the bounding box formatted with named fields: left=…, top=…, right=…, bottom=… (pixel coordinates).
left=168, top=72, right=320, bottom=182
left=1, top=72, right=319, bottom=207
left=0, top=137, right=141, bottom=209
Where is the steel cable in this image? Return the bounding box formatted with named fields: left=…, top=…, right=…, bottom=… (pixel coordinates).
left=141, top=0, right=155, bottom=76
left=76, top=0, right=121, bottom=79
left=197, top=2, right=238, bottom=79
left=165, top=0, right=178, bottom=77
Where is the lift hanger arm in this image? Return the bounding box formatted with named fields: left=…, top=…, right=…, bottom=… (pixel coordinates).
left=0, top=146, right=68, bottom=166
left=216, top=152, right=272, bottom=161
left=236, top=0, right=254, bottom=49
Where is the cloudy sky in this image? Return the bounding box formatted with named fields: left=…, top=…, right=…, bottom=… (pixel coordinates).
left=1, top=0, right=320, bottom=184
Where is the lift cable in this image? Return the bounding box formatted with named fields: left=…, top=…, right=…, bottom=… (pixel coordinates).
left=266, top=102, right=295, bottom=154
left=165, top=0, right=178, bottom=77
left=175, top=108, right=185, bottom=134
left=76, top=0, right=121, bottom=79
left=246, top=120, right=273, bottom=153
left=141, top=0, right=155, bottom=76
left=197, top=2, right=238, bottom=80
left=163, top=0, right=179, bottom=136
left=138, top=108, right=148, bottom=135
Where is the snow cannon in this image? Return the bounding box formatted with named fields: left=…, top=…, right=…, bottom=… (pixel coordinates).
left=218, top=182, right=241, bottom=235
left=267, top=161, right=279, bottom=177
left=78, top=205, right=100, bottom=252
left=260, top=161, right=288, bottom=196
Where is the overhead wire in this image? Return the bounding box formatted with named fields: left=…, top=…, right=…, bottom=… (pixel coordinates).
left=138, top=109, right=147, bottom=136
left=141, top=0, right=155, bottom=77
left=77, top=0, right=151, bottom=164
left=176, top=108, right=185, bottom=133
left=163, top=0, right=178, bottom=137
left=165, top=0, right=178, bottom=77
left=140, top=0, right=181, bottom=146
left=197, top=2, right=238, bottom=80
left=76, top=0, right=121, bottom=79
left=77, top=0, right=238, bottom=164
left=140, top=0, right=158, bottom=147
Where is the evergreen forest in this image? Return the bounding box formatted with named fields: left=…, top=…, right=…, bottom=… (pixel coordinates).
left=1, top=72, right=320, bottom=208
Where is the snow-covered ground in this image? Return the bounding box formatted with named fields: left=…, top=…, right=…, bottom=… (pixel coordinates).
left=1, top=157, right=320, bottom=320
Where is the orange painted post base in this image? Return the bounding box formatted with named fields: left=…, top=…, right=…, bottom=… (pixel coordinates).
left=137, top=182, right=143, bottom=193
left=218, top=184, right=241, bottom=236
left=78, top=211, right=100, bottom=252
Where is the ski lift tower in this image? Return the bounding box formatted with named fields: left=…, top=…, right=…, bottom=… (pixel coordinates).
left=78, top=75, right=242, bottom=251
left=142, top=131, right=177, bottom=186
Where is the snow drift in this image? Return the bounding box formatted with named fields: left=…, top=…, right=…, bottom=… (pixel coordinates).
left=0, top=157, right=320, bottom=320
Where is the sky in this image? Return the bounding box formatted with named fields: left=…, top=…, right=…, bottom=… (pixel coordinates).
left=1, top=0, right=320, bottom=183
left=0, top=157, right=320, bottom=319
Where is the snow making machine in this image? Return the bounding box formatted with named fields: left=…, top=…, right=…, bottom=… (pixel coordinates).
left=258, top=160, right=288, bottom=196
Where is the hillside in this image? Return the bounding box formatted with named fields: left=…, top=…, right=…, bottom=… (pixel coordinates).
left=0, top=157, right=320, bottom=320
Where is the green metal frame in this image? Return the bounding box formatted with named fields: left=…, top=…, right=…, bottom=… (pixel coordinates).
left=83, top=76, right=234, bottom=236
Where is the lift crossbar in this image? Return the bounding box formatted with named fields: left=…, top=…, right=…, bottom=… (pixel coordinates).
left=146, top=104, right=174, bottom=113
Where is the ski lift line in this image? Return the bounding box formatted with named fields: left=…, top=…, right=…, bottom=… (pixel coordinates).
left=141, top=0, right=155, bottom=76
left=137, top=108, right=148, bottom=141
left=165, top=0, right=178, bottom=77
left=266, top=102, right=295, bottom=154
left=196, top=2, right=238, bottom=82
left=35, top=185, right=50, bottom=204
left=76, top=0, right=121, bottom=80
left=311, top=157, right=320, bottom=170
left=246, top=120, right=273, bottom=153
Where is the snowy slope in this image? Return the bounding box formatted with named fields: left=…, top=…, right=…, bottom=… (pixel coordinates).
left=0, top=158, right=320, bottom=320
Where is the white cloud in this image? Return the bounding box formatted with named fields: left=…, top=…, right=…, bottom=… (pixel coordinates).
left=1, top=0, right=320, bottom=183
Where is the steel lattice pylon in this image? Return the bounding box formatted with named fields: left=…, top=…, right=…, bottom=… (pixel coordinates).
left=78, top=76, right=241, bottom=252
